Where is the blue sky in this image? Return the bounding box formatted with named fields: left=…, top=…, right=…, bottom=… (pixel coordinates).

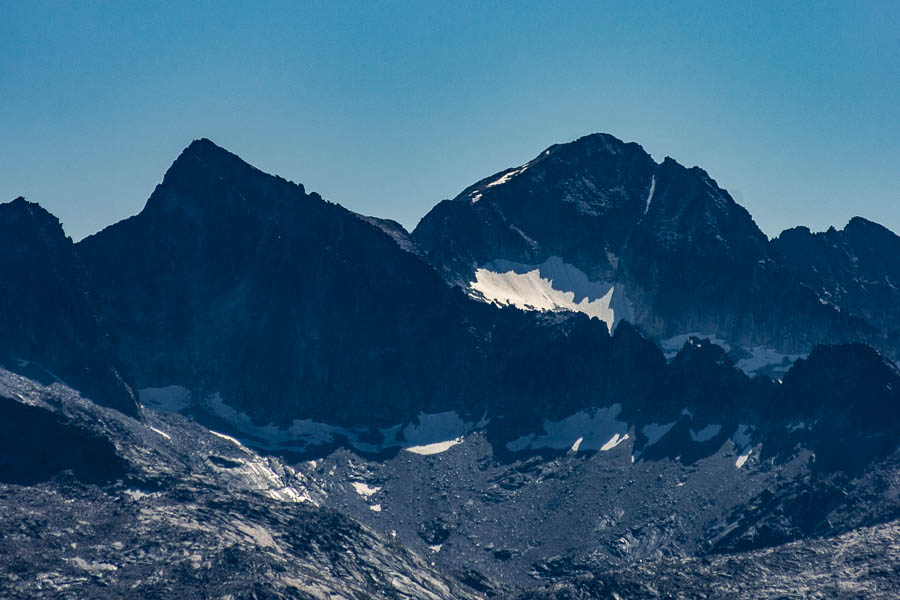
left=2, top=1, right=897, bottom=240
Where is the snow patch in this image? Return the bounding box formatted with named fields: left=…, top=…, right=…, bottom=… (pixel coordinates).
left=202, top=394, right=486, bottom=455
left=148, top=426, right=171, bottom=441
left=658, top=337, right=804, bottom=375
left=732, top=424, right=752, bottom=449
left=351, top=482, right=381, bottom=497
left=370, top=504, right=382, bottom=512
left=644, top=175, right=656, bottom=214
left=735, top=346, right=804, bottom=375
left=642, top=422, right=676, bottom=447
left=123, top=489, right=154, bottom=501
left=506, top=405, right=629, bottom=452
left=600, top=433, right=629, bottom=451
left=485, top=165, right=528, bottom=188
left=659, top=333, right=731, bottom=360
left=405, top=437, right=463, bottom=455
left=204, top=393, right=352, bottom=451
left=402, top=411, right=470, bottom=445
left=469, top=256, right=631, bottom=332
left=570, top=437, right=584, bottom=453
left=210, top=430, right=246, bottom=449
left=732, top=425, right=755, bottom=469
left=138, top=385, right=192, bottom=412
left=690, top=424, right=721, bottom=442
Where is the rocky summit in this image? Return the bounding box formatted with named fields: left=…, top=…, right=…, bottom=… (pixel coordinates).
left=2, top=133, right=900, bottom=598
left=414, top=133, right=898, bottom=365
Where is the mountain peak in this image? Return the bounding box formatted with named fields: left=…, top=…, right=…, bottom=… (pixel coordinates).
left=142, top=139, right=308, bottom=217
left=845, top=215, right=896, bottom=238
left=1, top=196, right=67, bottom=243
left=543, top=132, right=649, bottom=163
left=179, top=137, right=236, bottom=162
left=167, top=137, right=253, bottom=177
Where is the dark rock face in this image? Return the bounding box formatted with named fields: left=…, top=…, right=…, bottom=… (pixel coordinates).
left=412, top=133, right=897, bottom=358
left=78, top=139, right=470, bottom=426
left=69, top=139, right=900, bottom=459
left=73, top=140, right=669, bottom=432
left=615, top=156, right=770, bottom=339
left=774, top=343, right=900, bottom=474
left=772, top=217, right=900, bottom=341
left=0, top=198, right=138, bottom=416
left=0, top=394, right=127, bottom=485
left=413, top=133, right=655, bottom=284
left=778, top=343, right=900, bottom=431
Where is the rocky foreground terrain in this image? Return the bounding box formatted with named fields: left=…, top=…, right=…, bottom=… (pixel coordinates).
left=0, top=369, right=481, bottom=599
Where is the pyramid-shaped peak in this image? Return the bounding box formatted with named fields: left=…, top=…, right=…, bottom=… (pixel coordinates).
left=157, top=137, right=300, bottom=198
left=171, top=137, right=251, bottom=171
left=182, top=137, right=231, bottom=157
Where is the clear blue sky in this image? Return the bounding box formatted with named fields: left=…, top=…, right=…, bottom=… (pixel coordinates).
left=2, top=1, right=898, bottom=240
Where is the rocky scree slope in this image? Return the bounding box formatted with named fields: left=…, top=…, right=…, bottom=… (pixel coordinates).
left=0, top=368, right=484, bottom=600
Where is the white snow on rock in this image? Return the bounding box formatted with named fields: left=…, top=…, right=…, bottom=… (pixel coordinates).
left=658, top=333, right=731, bottom=360
left=138, top=385, right=192, bottom=412
left=205, top=392, right=349, bottom=451
left=399, top=412, right=481, bottom=455
left=570, top=437, right=584, bottom=453
left=658, top=336, right=805, bottom=376
left=506, top=405, right=629, bottom=452
left=197, top=395, right=487, bottom=456
left=642, top=422, right=676, bottom=447
left=644, top=175, right=656, bottom=214
left=223, top=453, right=310, bottom=505
left=123, top=488, right=154, bottom=501
left=485, top=165, right=529, bottom=188
left=210, top=430, right=246, bottom=449
left=732, top=424, right=755, bottom=469
left=469, top=256, right=631, bottom=332
left=369, top=503, right=382, bottom=512
left=148, top=426, right=171, bottom=441
left=732, top=424, right=752, bottom=449
left=401, top=411, right=472, bottom=445
left=735, top=346, right=804, bottom=375
left=351, top=482, right=381, bottom=497
left=600, top=433, right=629, bottom=451
left=405, top=437, right=463, bottom=455
left=689, top=424, right=722, bottom=443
